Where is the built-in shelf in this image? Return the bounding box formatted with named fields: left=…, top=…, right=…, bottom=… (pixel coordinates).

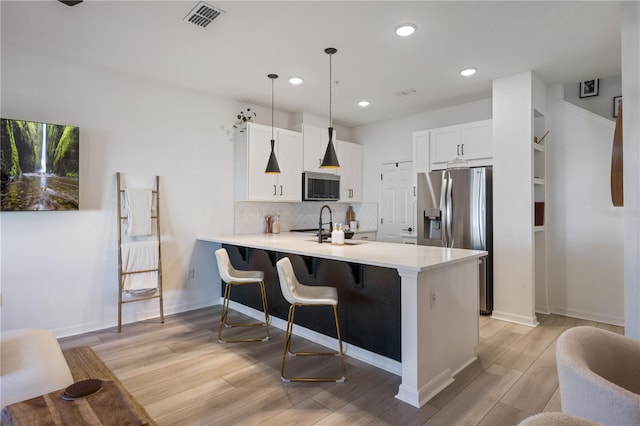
left=533, top=107, right=548, bottom=317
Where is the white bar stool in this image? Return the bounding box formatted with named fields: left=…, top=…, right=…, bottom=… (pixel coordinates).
left=276, top=257, right=346, bottom=382
left=215, top=248, right=270, bottom=343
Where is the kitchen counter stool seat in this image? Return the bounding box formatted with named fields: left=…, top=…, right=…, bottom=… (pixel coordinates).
left=215, top=248, right=270, bottom=343
left=276, top=257, right=346, bottom=383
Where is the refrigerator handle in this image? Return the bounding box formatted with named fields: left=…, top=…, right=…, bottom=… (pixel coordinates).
left=439, top=173, right=448, bottom=247
left=478, top=173, right=486, bottom=248
left=446, top=173, right=453, bottom=248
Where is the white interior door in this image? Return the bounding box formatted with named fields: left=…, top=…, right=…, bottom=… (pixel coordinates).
left=380, top=161, right=414, bottom=243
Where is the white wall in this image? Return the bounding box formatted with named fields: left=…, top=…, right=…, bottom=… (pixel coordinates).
left=351, top=99, right=492, bottom=203
left=622, top=1, right=640, bottom=339
left=291, top=111, right=352, bottom=142
left=563, top=75, right=622, bottom=120
left=0, top=42, right=288, bottom=337
left=546, top=99, right=623, bottom=325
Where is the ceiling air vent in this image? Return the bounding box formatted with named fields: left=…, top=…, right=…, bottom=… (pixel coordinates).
left=395, top=88, right=417, bottom=97
left=184, top=2, right=224, bottom=29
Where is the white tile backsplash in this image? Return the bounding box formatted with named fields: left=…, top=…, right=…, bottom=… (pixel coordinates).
left=234, top=202, right=378, bottom=234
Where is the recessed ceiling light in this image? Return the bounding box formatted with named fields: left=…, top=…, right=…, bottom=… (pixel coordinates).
left=358, top=100, right=370, bottom=108
left=460, top=68, right=477, bottom=77
left=288, top=76, right=303, bottom=85
left=395, top=23, right=416, bottom=37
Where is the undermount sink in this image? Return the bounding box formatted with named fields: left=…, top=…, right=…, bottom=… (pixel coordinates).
left=305, top=239, right=364, bottom=245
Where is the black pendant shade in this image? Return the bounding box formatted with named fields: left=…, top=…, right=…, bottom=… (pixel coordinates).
left=265, top=139, right=281, bottom=174
left=321, top=47, right=340, bottom=168
left=321, top=127, right=340, bottom=169
left=265, top=74, right=281, bottom=174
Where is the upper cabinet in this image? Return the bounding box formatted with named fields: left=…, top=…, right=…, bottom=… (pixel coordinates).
left=413, top=130, right=430, bottom=175
left=336, top=140, right=363, bottom=202
left=236, top=122, right=362, bottom=203
left=234, top=122, right=302, bottom=202
left=300, top=124, right=337, bottom=175
left=412, top=119, right=492, bottom=230
left=429, top=119, right=493, bottom=170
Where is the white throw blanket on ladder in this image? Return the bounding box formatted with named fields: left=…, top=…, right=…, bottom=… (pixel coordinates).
left=125, top=188, right=152, bottom=237
left=121, top=241, right=159, bottom=291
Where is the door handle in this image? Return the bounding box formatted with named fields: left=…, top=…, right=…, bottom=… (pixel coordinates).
left=273, top=185, right=277, bottom=196
left=280, top=185, right=283, bottom=196
left=402, top=227, right=413, bottom=232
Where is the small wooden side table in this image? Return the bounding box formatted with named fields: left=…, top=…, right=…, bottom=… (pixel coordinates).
left=1, top=381, right=148, bottom=426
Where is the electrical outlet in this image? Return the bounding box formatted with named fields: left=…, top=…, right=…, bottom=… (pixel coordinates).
left=430, top=291, right=437, bottom=309
left=188, top=268, right=195, bottom=280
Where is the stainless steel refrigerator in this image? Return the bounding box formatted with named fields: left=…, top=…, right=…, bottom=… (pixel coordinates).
left=417, top=167, right=493, bottom=314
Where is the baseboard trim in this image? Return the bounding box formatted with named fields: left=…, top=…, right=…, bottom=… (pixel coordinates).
left=491, top=310, right=539, bottom=327
left=396, top=368, right=453, bottom=408
left=545, top=305, right=624, bottom=327
left=227, top=300, right=402, bottom=376
left=52, top=300, right=213, bottom=338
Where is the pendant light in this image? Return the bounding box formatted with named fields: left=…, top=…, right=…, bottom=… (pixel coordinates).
left=321, top=47, right=340, bottom=168
left=265, top=73, right=281, bottom=174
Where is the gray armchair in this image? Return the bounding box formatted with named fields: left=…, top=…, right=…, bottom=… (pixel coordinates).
left=556, top=326, right=640, bottom=426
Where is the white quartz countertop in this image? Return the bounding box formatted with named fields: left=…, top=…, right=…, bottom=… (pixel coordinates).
left=197, top=232, right=486, bottom=272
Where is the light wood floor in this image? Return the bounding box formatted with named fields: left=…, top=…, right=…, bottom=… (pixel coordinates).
left=58, top=307, right=623, bottom=426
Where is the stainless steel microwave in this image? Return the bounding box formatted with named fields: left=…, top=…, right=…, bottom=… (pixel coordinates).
left=302, top=172, right=340, bottom=201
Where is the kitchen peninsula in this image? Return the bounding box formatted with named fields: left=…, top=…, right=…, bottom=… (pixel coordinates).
left=197, top=232, right=486, bottom=408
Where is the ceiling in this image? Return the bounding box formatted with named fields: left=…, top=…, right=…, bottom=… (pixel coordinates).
left=1, top=1, right=622, bottom=128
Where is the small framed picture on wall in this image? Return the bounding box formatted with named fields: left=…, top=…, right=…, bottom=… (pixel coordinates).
left=579, top=79, right=599, bottom=98
left=613, top=96, right=622, bottom=118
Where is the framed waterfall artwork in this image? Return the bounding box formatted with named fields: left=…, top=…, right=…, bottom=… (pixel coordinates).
left=1, top=118, right=79, bottom=211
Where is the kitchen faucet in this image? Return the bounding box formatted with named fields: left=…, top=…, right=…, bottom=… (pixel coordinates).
left=318, top=205, right=333, bottom=243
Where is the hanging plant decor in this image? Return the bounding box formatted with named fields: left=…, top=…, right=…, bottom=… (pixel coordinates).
left=233, top=108, right=256, bottom=132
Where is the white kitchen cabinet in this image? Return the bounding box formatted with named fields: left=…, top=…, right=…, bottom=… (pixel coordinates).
left=235, top=122, right=302, bottom=201
left=429, top=119, right=493, bottom=170
left=353, top=231, right=376, bottom=241
left=336, top=140, right=362, bottom=202
left=412, top=130, right=430, bottom=176
left=299, top=124, right=337, bottom=174
left=411, top=130, right=429, bottom=230
left=401, top=234, right=417, bottom=245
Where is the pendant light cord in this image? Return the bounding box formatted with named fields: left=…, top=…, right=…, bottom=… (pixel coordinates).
left=271, top=77, right=274, bottom=140
left=329, top=52, right=332, bottom=127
